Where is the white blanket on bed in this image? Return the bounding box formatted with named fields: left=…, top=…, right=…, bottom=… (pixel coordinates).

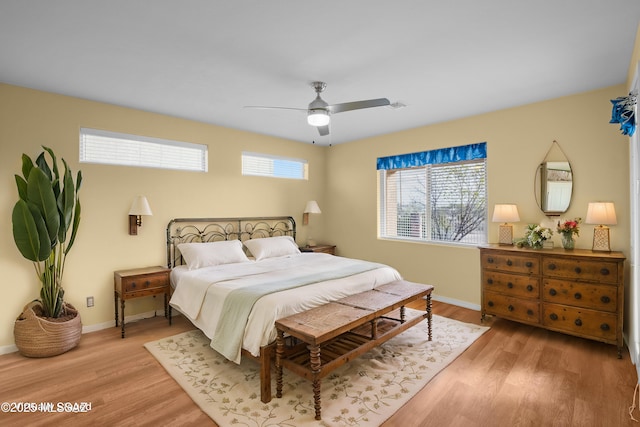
left=169, top=253, right=402, bottom=363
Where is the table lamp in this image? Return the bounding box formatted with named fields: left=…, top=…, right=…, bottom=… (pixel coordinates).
left=585, top=202, right=617, bottom=251
left=492, top=204, right=520, bottom=245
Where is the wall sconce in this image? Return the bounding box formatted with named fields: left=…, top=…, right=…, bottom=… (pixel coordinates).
left=303, top=200, right=322, bottom=225
left=128, top=195, right=153, bottom=235
left=585, top=202, right=617, bottom=251
left=492, top=204, right=520, bottom=245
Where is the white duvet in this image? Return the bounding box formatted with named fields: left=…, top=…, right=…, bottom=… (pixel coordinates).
left=169, top=252, right=402, bottom=363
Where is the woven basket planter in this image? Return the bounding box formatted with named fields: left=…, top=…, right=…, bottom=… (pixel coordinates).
left=14, top=301, right=82, bottom=358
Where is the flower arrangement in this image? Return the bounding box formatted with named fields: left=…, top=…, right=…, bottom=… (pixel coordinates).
left=516, top=224, right=553, bottom=249
left=557, top=217, right=581, bottom=237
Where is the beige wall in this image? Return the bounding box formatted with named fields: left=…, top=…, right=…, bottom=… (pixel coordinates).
left=0, top=82, right=631, bottom=350
left=0, top=83, right=327, bottom=349
left=325, top=85, right=630, bottom=307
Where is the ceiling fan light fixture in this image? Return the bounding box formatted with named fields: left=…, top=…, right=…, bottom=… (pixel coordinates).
left=307, top=109, right=330, bottom=126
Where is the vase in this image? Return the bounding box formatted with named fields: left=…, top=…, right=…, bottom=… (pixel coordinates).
left=561, top=233, right=575, bottom=250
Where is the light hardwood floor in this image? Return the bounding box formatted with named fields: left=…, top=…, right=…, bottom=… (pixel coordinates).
left=0, top=301, right=637, bottom=426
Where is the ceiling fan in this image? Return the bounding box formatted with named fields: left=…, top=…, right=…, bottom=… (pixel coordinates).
left=245, top=81, right=390, bottom=136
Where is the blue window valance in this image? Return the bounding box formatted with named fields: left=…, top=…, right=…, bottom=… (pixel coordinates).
left=610, top=93, right=637, bottom=136
left=376, top=142, right=487, bottom=170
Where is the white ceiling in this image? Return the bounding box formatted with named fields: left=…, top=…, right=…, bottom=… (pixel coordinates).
left=1, top=1, right=639, bottom=145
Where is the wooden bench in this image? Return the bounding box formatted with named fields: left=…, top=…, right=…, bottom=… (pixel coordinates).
left=274, top=280, right=434, bottom=420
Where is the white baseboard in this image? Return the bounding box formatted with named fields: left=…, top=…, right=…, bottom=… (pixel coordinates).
left=0, top=309, right=171, bottom=356
left=432, top=294, right=481, bottom=311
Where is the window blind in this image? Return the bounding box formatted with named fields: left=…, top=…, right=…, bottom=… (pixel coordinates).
left=242, top=152, right=308, bottom=180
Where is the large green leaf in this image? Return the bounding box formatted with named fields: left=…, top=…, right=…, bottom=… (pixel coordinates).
left=12, top=200, right=41, bottom=261
left=26, top=167, right=59, bottom=244
left=58, top=159, right=75, bottom=241
left=14, top=175, right=27, bottom=201
left=28, top=201, right=52, bottom=260
left=20, top=154, right=34, bottom=182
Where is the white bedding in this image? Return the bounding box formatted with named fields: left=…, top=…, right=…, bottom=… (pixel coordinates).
left=169, top=252, right=402, bottom=363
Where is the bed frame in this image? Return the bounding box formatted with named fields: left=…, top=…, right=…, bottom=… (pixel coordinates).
left=166, top=216, right=296, bottom=402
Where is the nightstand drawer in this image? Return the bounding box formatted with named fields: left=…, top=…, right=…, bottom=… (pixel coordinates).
left=122, top=273, right=167, bottom=293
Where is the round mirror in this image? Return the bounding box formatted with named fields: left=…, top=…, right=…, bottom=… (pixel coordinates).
left=534, top=141, right=573, bottom=216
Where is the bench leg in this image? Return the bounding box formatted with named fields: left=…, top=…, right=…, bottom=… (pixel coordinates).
left=260, top=344, right=273, bottom=403
left=275, top=330, right=284, bottom=399
left=309, top=344, right=322, bottom=420
left=426, top=293, right=432, bottom=341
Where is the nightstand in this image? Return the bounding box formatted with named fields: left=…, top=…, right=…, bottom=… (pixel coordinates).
left=300, top=244, right=336, bottom=255
left=114, top=266, right=171, bottom=338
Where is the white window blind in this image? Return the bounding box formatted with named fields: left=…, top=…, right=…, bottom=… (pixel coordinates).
left=79, top=128, right=208, bottom=172
left=242, top=152, right=308, bottom=180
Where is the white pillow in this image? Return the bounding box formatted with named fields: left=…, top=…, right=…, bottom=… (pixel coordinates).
left=177, top=240, right=250, bottom=270
left=243, top=236, right=300, bottom=261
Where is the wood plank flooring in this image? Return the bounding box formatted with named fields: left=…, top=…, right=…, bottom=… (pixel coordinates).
left=0, top=301, right=637, bottom=426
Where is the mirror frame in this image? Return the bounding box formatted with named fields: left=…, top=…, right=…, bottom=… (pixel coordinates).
left=534, top=141, right=573, bottom=216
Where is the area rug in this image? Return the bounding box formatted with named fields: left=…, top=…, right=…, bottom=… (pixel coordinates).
left=144, top=313, right=488, bottom=427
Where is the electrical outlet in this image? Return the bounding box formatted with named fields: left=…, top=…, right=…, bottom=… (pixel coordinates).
left=86, top=296, right=94, bottom=307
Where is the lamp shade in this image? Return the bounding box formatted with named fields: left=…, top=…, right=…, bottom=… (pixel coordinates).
left=585, top=202, right=616, bottom=225
left=129, top=195, right=153, bottom=216
left=304, top=200, right=322, bottom=214
left=492, top=204, right=520, bottom=223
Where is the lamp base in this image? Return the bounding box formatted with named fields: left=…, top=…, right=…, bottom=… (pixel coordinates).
left=591, top=226, right=611, bottom=252
left=498, top=224, right=513, bottom=245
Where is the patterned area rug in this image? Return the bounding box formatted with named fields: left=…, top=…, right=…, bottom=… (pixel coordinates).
left=145, top=313, right=488, bottom=427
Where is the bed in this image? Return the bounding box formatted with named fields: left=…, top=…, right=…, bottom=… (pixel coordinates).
left=166, top=216, right=402, bottom=402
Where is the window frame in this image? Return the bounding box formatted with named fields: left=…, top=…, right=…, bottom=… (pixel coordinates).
left=241, top=151, right=308, bottom=180
left=377, top=142, right=487, bottom=246
left=79, top=128, right=208, bottom=172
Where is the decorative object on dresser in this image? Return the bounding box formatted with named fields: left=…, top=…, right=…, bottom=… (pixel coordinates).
left=585, top=202, right=617, bottom=252
left=299, top=244, right=336, bottom=255
left=480, top=244, right=625, bottom=357
left=11, top=146, right=83, bottom=357
left=516, top=223, right=553, bottom=249
left=114, top=266, right=171, bottom=338
left=128, top=195, right=153, bottom=235
left=492, top=204, right=520, bottom=245
left=556, top=217, right=582, bottom=250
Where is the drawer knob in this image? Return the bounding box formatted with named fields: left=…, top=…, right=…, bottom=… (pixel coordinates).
left=527, top=285, right=534, bottom=292
left=507, top=305, right=514, bottom=312
left=527, top=309, right=534, bottom=316
left=487, top=257, right=494, bottom=264
left=550, top=313, right=558, bottom=321
left=601, top=296, right=611, bottom=304
left=574, top=267, right=582, bottom=274
left=131, top=282, right=136, bottom=288
left=600, top=268, right=610, bottom=276
left=488, top=301, right=494, bottom=307
left=548, top=263, right=556, bottom=270
left=549, top=288, right=557, bottom=296
left=525, top=261, right=533, bottom=268
left=144, top=280, right=151, bottom=287
left=487, top=278, right=493, bottom=285
left=575, top=319, right=582, bottom=327
left=601, top=323, right=611, bottom=331
left=506, top=260, right=513, bottom=266
left=574, top=292, right=582, bottom=300
left=507, top=282, right=513, bottom=288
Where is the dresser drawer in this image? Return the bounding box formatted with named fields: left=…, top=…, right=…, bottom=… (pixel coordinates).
left=481, top=252, right=539, bottom=275
left=542, top=279, right=618, bottom=312
left=542, top=257, right=618, bottom=284
left=122, top=272, right=168, bottom=293
left=483, top=271, right=539, bottom=299
left=483, top=291, right=540, bottom=324
left=542, top=303, right=617, bottom=342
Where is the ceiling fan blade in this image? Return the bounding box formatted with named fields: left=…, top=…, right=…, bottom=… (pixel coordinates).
left=317, top=125, right=330, bottom=136
left=243, top=106, right=306, bottom=112
left=329, top=98, right=390, bottom=114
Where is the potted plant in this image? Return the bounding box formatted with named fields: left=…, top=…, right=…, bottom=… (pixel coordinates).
left=11, top=146, right=83, bottom=357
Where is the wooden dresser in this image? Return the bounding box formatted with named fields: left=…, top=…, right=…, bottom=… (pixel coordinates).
left=479, top=244, right=625, bottom=357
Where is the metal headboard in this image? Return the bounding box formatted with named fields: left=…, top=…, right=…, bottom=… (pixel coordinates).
left=166, top=216, right=296, bottom=268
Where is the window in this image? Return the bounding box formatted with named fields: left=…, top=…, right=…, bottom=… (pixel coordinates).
left=378, top=142, right=487, bottom=245
left=80, top=128, right=208, bottom=172
left=242, top=152, right=308, bottom=180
